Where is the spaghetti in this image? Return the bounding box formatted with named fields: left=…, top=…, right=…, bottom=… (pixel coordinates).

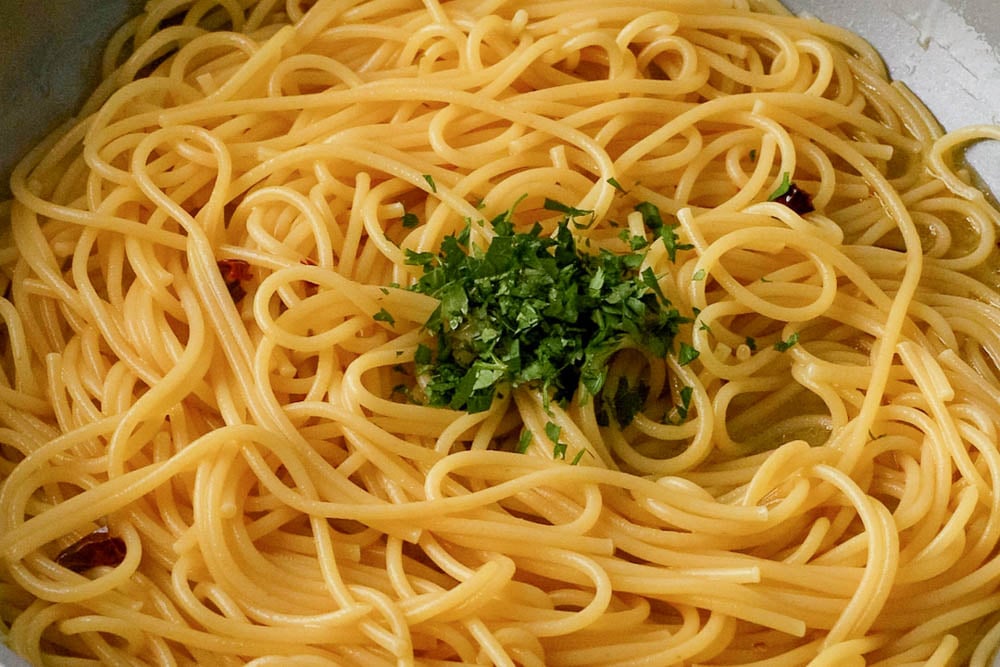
left=2, top=0, right=1000, bottom=664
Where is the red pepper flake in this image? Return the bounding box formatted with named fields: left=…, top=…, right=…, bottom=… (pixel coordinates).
left=218, top=259, right=252, bottom=303
left=767, top=173, right=814, bottom=215
left=773, top=183, right=815, bottom=215
left=55, top=526, right=127, bottom=573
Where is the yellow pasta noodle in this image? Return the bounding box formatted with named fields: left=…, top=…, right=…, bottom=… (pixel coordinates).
left=2, top=0, right=1000, bottom=665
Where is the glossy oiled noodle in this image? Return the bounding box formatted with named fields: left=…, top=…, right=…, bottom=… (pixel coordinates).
left=2, top=0, right=1000, bottom=665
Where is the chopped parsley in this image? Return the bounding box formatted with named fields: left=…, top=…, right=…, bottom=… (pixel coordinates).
left=543, top=197, right=593, bottom=222
left=596, top=377, right=649, bottom=427
left=402, top=211, right=419, bottom=228
left=618, top=228, right=648, bottom=251
left=607, top=177, right=626, bottom=193
left=517, top=430, right=532, bottom=453
left=769, top=172, right=793, bottom=200
left=422, top=174, right=437, bottom=193
left=373, top=308, right=396, bottom=326
left=774, top=332, right=800, bottom=352
left=546, top=422, right=568, bottom=459
left=677, top=342, right=699, bottom=366
left=675, top=386, right=694, bottom=421
left=692, top=268, right=706, bottom=281
left=633, top=201, right=693, bottom=263
left=407, top=200, right=686, bottom=414
left=545, top=421, right=562, bottom=443
left=745, top=336, right=757, bottom=351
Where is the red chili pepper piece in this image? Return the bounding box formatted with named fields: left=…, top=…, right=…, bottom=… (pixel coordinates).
left=55, top=526, right=127, bottom=573
left=218, top=259, right=252, bottom=302
left=773, top=183, right=815, bottom=215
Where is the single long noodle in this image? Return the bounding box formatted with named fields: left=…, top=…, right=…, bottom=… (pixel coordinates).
left=2, top=0, right=1000, bottom=665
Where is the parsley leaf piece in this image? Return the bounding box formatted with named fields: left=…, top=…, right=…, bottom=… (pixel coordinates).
left=692, top=268, right=706, bottom=281
left=402, top=212, right=419, bottom=228
left=570, top=449, right=587, bottom=465
left=373, top=308, right=396, bottom=326
left=606, top=378, right=649, bottom=426
left=517, top=430, right=532, bottom=454
left=545, top=421, right=562, bottom=443
left=543, top=198, right=593, bottom=219
left=422, top=174, right=437, bottom=193
left=641, top=268, right=668, bottom=303
left=634, top=202, right=692, bottom=263
left=607, top=177, right=626, bottom=193
left=676, top=385, right=694, bottom=421
left=774, top=332, right=800, bottom=352
left=414, top=343, right=432, bottom=365
left=404, top=248, right=436, bottom=268
left=553, top=442, right=568, bottom=460
left=745, top=336, right=757, bottom=351
left=663, top=228, right=696, bottom=262
left=769, top=172, right=792, bottom=201
left=634, top=201, right=663, bottom=229
left=749, top=149, right=757, bottom=162
left=617, top=228, right=648, bottom=251
left=678, top=342, right=700, bottom=366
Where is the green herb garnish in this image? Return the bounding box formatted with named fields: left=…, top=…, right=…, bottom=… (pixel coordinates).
left=543, top=198, right=593, bottom=221
left=597, top=377, right=650, bottom=426
left=768, top=172, right=792, bottom=201
left=745, top=336, right=757, bottom=351
left=692, top=268, right=706, bottom=281
left=546, top=421, right=569, bottom=459
left=517, top=430, right=532, bottom=453
left=402, top=212, right=419, bottom=228
left=774, top=332, right=799, bottom=352
left=634, top=201, right=693, bottom=263
left=676, top=386, right=694, bottom=421
left=374, top=308, right=396, bottom=326
left=407, top=200, right=686, bottom=414
left=607, top=177, right=626, bottom=193
left=545, top=421, right=562, bottom=443
left=677, top=342, right=699, bottom=366
left=618, top=228, right=648, bottom=251
left=422, top=174, right=437, bottom=193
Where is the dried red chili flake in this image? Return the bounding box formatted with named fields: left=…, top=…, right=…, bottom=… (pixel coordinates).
left=218, top=258, right=252, bottom=303
left=55, top=525, right=127, bottom=573
left=773, top=183, right=815, bottom=214
left=767, top=173, right=815, bottom=215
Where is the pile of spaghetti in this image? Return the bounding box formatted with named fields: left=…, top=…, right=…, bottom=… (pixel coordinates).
left=3, top=0, right=1000, bottom=664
